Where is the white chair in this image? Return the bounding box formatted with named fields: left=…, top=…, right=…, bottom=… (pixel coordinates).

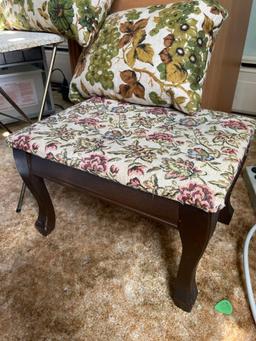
left=0, top=31, right=64, bottom=211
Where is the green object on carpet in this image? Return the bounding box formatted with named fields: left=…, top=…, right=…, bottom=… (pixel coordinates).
left=215, top=299, right=233, bottom=315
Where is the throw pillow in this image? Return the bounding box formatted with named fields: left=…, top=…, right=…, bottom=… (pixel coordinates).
left=0, top=0, right=114, bottom=47
left=69, top=0, right=228, bottom=114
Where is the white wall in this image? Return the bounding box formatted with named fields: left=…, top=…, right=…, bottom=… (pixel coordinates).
left=232, top=2, right=256, bottom=115
left=243, top=0, right=256, bottom=64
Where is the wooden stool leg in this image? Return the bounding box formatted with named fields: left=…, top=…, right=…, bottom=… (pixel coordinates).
left=13, top=149, right=55, bottom=236
left=218, top=195, right=234, bottom=225
left=172, top=205, right=218, bottom=312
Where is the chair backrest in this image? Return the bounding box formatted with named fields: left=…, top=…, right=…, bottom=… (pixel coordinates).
left=69, top=0, right=252, bottom=113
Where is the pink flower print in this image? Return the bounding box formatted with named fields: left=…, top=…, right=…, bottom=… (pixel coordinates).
left=222, top=147, right=237, bottom=155
left=90, top=96, right=105, bottom=104
left=127, top=177, right=141, bottom=188
left=46, top=152, right=55, bottom=160
left=222, top=119, right=248, bottom=130
left=80, top=154, right=108, bottom=173
left=45, top=143, right=57, bottom=154
left=146, top=107, right=168, bottom=115
left=146, top=132, right=173, bottom=142
left=75, top=118, right=100, bottom=126
left=12, top=135, right=32, bottom=152
left=177, top=182, right=215, bottom=212
left=110, top=165, right=119, bottom=174
left=128, top=165, right=145, bottom=176
left=32, top=143, right=39, bottom=152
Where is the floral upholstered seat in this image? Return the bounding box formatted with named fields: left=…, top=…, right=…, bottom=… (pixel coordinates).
left=7, top=97, right=256, bottom=213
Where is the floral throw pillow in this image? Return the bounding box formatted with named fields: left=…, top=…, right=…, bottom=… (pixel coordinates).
left=0, top=0, right=113, bottom=47
left=70, top=0, right=228, bottom=114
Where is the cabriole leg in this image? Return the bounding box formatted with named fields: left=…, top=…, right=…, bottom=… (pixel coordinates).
left=172, top=205, right=218, bottom=312
left=13, top=149, right=55, bottom=236
left=218, top=196, right=234, bottom=225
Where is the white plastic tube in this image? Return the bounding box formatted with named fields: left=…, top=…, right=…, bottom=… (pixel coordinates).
left=243, top=224, right=256, bottom=323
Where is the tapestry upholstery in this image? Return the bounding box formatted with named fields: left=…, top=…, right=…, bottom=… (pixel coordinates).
left=6, top=97, right=256, bottom=213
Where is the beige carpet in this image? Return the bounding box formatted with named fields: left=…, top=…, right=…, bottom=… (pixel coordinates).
left=0, top=113, right=256, bottom=340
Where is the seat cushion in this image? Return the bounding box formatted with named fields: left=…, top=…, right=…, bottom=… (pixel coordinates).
left=6, top=97, right=256, bottom=213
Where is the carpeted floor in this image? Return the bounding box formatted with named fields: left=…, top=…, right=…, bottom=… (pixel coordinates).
left=0, top=107, right=256, bottom=340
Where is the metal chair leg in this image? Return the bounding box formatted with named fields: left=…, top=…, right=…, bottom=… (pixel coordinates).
left=0, top=120, right=12, bottom=133
left=0, top=87, right=32, bottom=123
left=38, top=44, right=57, bottom=122
left=16, top=182, right=26, bottom=213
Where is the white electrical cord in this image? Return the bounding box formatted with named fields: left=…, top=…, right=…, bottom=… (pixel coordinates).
left=243, top=224, right=256, bottom=323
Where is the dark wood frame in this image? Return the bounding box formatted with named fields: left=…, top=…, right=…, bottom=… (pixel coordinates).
left=13, top=147, right=247, bottom=312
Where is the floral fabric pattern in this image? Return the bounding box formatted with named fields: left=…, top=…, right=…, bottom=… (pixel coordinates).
left=0, top=0, right=113, bottom=47
left=6, top=97, right=256, bottom=213
left=69, top=0, right=228, bottom=114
